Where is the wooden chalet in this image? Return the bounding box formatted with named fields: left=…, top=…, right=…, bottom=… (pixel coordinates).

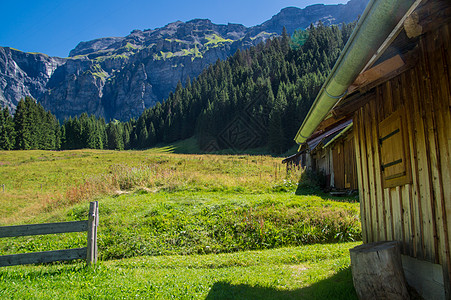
left=293, top=0, right=451, bottom=298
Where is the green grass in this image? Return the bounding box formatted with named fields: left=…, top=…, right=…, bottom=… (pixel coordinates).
left=0, top=149, right=297, bottom=224
left=205, top=34, right=233, bottom=46
left=0, top=191, right=360, bottom=260
left=0, top=242, right=359, bottom=299
left=0, top=149, right=361, bottom=298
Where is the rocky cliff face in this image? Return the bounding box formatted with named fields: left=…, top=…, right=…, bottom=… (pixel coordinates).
left=0, top=0, right=368, bottom=121
left=0, top=47, right=65, bottom=112
left=251, top=0, right=368, bottom=35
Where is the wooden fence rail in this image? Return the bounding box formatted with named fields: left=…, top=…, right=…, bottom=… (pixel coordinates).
left=0, top=201, right=98, bottom=267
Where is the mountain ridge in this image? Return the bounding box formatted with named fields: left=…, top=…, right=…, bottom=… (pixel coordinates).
left=0, top=0, right=369, bottom=121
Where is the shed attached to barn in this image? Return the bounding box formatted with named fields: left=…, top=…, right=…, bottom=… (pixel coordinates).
left=294, top=0, right=451, bottom=298
left=284, top=118, right=358, bottom=190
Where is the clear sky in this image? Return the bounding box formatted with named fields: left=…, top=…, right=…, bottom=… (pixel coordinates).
left=0, top=0, right=348, bottom=58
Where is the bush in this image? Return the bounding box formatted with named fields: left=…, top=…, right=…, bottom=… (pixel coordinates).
left=296, top=168, right=327, bottom=195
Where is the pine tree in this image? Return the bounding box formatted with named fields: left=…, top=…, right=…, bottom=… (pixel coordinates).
left=0, top=108, right=15, bottom=150
left=148, top=122, right=156, bottom=146
left=14, top=98, right=32, bottom=150
left=106, top=123, right=123, bottom=150
left=138, top=125, right=148, bottom=149
left=269, top=88, right=288, bottom=154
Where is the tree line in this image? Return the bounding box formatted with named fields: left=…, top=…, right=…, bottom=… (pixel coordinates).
left=0, top=22, right=355, bottom=153
left=0, top=97, right=130, bottom=151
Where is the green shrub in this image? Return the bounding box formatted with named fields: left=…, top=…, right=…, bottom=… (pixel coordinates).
left=296, top=169, right=327, bottom=195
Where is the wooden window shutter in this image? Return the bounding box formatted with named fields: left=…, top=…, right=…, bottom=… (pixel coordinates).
left=378, top=107, right=412, bottom=188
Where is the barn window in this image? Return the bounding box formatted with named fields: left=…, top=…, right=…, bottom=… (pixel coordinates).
left=378, top=107, right=412, bottom=188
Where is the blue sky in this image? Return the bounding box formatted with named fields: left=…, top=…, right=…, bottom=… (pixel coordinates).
left=0, top=0, right=348, bottom=58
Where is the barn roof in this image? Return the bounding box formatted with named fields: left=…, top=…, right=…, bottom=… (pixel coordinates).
left=294, top=0, right=422, bottom=146
left=307, top=119, right=352, bottom=151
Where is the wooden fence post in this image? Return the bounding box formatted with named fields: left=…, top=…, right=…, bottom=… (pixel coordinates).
left=86, top=201, right=99, bottom=266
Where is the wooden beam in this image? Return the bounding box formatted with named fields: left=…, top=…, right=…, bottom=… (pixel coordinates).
left=332, top=90, right=376, bottom=118
left=0, top=248, right=87, bottom=267
left=349, top=55, right=405, bottom=94
left=0, top=221, right=88, bottom=238
left=404, top=12, right=423, bottom=39
left=314, top=115, right=349, bottom=134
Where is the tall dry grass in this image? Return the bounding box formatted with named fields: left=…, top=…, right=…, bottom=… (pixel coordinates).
left=0, top=150, right=297, bottom=224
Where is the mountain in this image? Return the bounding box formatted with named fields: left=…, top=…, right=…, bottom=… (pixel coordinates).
left=0, top=0, right=368, bottom=121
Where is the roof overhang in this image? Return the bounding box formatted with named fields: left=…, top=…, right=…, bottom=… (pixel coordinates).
left=294, top=0, right=423, bottom=148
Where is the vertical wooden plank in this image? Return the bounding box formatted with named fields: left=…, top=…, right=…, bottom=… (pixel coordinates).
left=391, top=76, right=402, bottom=111
left=359, top=105, right=374, bottom=243
left=349, top=135, right=359, bottom=190
left=344, top=134, right=358, bottom=190
left=381, top=84, right=395, bottom=241
left=412, top=65, right=431, bottom=260
left=438, top=25, right=451, bottom=295
left=340, top=142, right=345, bottom=188
left=386, top=188, right=395, bottom=240
left=419, top=35, right=441, bottom=264
left=422, top=30, right=451, bottom=295
left=371, top=94, right=388, bottom=241
left=364, top=102, right=380, bottom=241
left=391, top=186, right=403, bottom=248
left=399, top=70, right=417, bottom=258
left=354, top=111, right=368, bottom=243
left=442, top=23, right=451, bottom=109
left=95, top=202, right=99, bottom=263
left=376, top=86, right=390, bottom=241
left=405, top=67, right=425, bottom=260
left=412, top=37, right=437, bottom=263
left=400, top=185, right=412, bottom=255
left=87, top=201, right=99, bottom=266
left=383, top=81, right=394, bottom=118
left=404, top=184, right=415, bottom=257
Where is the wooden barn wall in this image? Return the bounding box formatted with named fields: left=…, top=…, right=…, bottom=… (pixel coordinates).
left=312, top=147, right=333, bottom=186
left=353, top=23, right=451, bottom=290
left=332, top=132, right=358, bottom=190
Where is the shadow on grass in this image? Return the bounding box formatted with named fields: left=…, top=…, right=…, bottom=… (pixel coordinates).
left=295, top=185, right=359, bottom=203
left=205, top=267, right=358, bottom=300
left=295, top=170, right=359, bottom=203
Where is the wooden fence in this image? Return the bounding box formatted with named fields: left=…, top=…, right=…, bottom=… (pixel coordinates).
left=0, top=201, right=99, bottom=267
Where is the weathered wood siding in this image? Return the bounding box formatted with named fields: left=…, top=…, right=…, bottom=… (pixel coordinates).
left=332, top=131, right=358, bottom=190
left=354, top=23, right=451, bottom=293
left=312, top=147, right=333, bottom=187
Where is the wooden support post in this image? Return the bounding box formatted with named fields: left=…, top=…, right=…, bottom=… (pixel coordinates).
left=86, top=201, right=99, bottom=266
left=350, top=241, right=410, bottom=299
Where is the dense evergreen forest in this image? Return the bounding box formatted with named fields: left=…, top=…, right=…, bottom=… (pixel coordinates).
left=0, top=22, right=355, bottom=153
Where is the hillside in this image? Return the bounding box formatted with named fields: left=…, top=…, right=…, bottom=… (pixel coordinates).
left=0, top=0, right=368, bottom=121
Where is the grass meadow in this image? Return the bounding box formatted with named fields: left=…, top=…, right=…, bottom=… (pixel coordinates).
left=0, top=147, right=361, bottom=299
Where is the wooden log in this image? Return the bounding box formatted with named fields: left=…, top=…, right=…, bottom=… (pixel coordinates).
left=350, top=241, right=410, bottom=300
left=0, top=220, right=88, bottom=238
left=0, top=248, right=87, bottom=267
